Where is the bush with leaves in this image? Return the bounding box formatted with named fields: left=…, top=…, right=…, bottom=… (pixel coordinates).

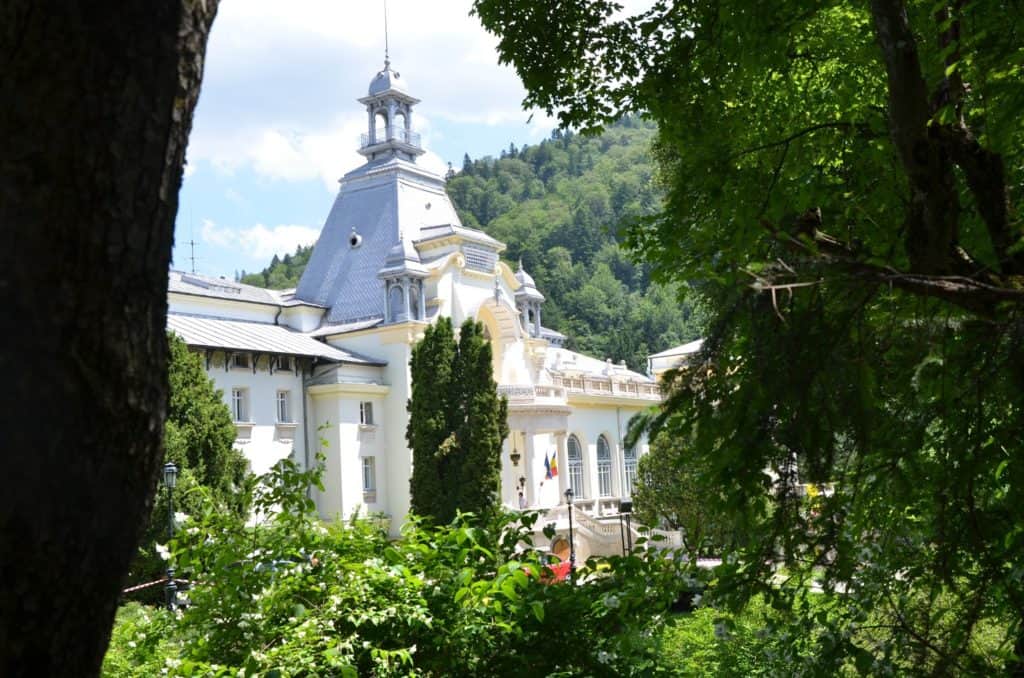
left=105, top=453, right=692, bottom=676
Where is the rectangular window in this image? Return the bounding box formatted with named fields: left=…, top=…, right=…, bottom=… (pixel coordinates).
left=362, top=457, right=376, bottom=492
left=360, top=401, right=374, bottom=426
left=278, top=355, right=294, bottom=372
left=231, top=388, right=248, bottom=422
left=276, top=390, right=291, bottom=423
left=598, top=462, right=613, bottom=497
left=231, top=353, right=250, bottom=369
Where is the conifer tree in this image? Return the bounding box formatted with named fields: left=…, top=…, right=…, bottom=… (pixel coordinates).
left=127, top=333, right=252, bottom=596
left=451, top=321, right=509, bottom=519
left=407, top=318, right=508, bottom=523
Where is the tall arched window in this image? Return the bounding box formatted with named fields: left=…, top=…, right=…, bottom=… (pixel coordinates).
left=389, top=284, right=406, bottom=321
left=623, top=446, right=638, bottom=497
left=597, top=435, right=613, bottom=497
left=408, top=283, right=421, bottom=320
left=567, top=435, right=585, bottom=499
left=374, top=110, right=388, bottom=142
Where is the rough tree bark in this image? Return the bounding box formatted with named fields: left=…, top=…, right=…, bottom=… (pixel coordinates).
left=0, top=1, right=218, bottom=675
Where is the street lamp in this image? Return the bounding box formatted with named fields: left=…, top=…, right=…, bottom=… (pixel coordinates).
left=162, top=462, right=178, bottom=611
left=619, top=499, right=634, bottom=555
left=564, top=487, right=576, bottom=579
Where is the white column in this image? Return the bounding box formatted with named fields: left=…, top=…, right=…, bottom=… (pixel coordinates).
left=417, top=280, right=425, bottom=320
left=534, top=303, right=542, bottom=336
left=367, top=108, right=375, bottom=143
left=524, top=429, right=537, bottom=506
left=401, top=279, right=411, bottom=320
left=614, top=439, right=625, bottom=499
left=587, top=438, right=600, bottom=509
left=555, top=431, right=568, bottom=500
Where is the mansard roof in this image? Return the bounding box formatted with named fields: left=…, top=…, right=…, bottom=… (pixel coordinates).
left=294, top=154, right=462, bottom=324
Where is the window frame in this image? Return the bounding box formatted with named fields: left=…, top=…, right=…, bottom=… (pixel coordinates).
left=231, top=387, right=249, bottom=422
left=276, top=390, right=291, bottom=423
left=360, top=401, right=375, bottom=426
left=597, top=434, right=613, bottom=497
left=567, top=434, right=586, bottom=499
left=623, top=445, right=638, bottom=498
left=362, top=457, right=376, bottom=492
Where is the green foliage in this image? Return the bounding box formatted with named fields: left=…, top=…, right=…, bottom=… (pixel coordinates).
left=237, top=244, right=313, bottom=289
left=101, top=603, right=177, bottom=677
left=126, top=333, right=251, bottom=600
left=631, top=432, right=733, bottom=559
left=447, top=120, right=704, bottom=370
left=408, top=317, right=509, bottom=524
left=475, top=0, right=1024, bottom=673
left=659, top=596, right=815, bottom=676
left=104, top=455, right=690, bottom=676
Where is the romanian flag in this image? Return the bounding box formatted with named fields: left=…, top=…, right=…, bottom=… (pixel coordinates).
left=544, top=453, right=552, bottom=480
left=550, top=451, right=558, bottom=477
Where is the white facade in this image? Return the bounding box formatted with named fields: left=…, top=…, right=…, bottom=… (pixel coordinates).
left=166, top=61, right=672, bottom=555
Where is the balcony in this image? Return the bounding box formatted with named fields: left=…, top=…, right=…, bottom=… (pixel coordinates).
left=497, top=384, right=568, bottom=408
left=551, top=375, right=661, bottom=401
left=359, top=127, right=421, bottom=150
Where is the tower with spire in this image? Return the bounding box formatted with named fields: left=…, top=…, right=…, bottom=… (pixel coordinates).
left=294, top=61, right=467, bottom=325
left=358, top=60, right=424, bottom=163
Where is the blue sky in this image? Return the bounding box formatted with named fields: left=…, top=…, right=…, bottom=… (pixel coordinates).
left=172, top=0, right=571, bottom=279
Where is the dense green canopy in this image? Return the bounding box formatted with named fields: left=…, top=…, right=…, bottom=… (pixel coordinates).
left=475, top=0, right=1024, bottom=673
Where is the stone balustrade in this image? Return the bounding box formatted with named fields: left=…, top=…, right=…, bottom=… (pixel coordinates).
left=550, top=375, right=661, bottom=400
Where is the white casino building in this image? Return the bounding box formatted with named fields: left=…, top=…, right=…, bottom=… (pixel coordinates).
left=168, top=61, right=674, bottom=557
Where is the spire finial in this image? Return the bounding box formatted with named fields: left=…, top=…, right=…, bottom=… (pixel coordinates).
left=383, top=0, right=390, bottom=68
left=518, top=258, right=524, bottom=272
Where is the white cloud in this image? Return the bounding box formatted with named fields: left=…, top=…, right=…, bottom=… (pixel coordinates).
left=201, top=219, right=320, bottom=260
left=183, top=0, right=565, bottom=187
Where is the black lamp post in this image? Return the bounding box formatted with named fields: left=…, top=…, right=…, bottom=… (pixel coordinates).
left=162, top=462, right=178, bottom=611
left=620, top=499, right=634, bottom=555
left=564, top=487, right=576, bottom=580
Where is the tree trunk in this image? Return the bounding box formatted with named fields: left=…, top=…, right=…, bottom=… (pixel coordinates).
left=0, top=1, right=218, bottom=675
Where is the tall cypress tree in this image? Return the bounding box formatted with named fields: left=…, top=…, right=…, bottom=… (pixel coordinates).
left=407, top=318, right=508, bottom=523
left=407, top=317, right=456, bottom=518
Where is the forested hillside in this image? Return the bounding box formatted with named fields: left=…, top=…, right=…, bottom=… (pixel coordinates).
left=239, top=118, right=702, bottom=371
left=238, top=245, right=312, bottom=290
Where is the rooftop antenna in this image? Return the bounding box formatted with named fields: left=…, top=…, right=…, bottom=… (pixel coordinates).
left=187, top=209, right=198, bottom=274
left=383, top=0, right=390, bottom=67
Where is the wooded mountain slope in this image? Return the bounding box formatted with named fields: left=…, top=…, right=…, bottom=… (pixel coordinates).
left=240, top=119, right=701, bottom=371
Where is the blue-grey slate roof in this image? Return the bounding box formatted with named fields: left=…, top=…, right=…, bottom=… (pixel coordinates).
left=295, top=155, right=463, bottom=324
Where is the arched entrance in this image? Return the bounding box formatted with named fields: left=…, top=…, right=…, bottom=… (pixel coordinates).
left=550, top=536, right=570, bottom=562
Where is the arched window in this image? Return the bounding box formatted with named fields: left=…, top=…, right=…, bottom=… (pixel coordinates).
left=597, top=435, right=613, bottom=497
left=374, top=110, right=388, bottom=142
left=408, top=283, right=421, bottom=320
left=394, top=111, right=408, bottom=142
left=623, top=446, right=638, bottom=497
left=567, top=435, right=585, bottom=499
left=389, top=284, right=406, bottom=322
